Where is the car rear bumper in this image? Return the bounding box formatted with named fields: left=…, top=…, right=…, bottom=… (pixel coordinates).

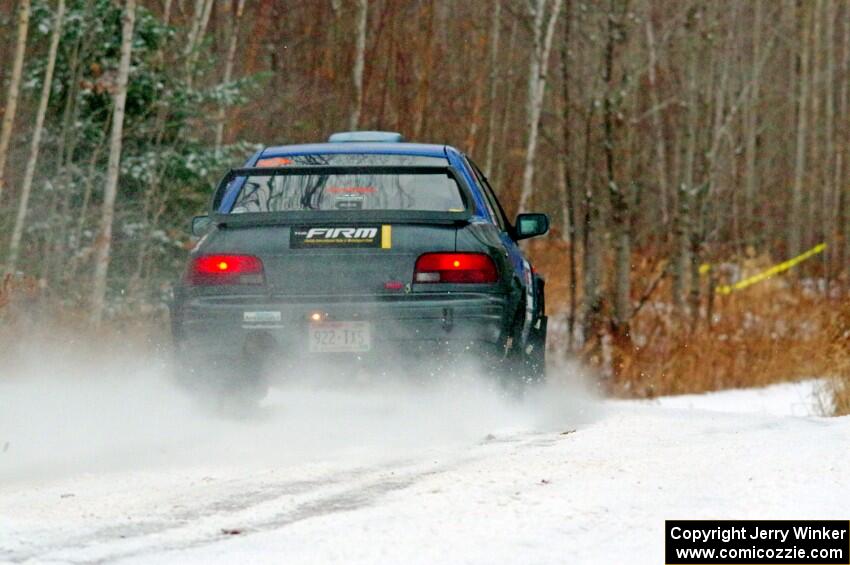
left=171, top=291, right=512, bottom=363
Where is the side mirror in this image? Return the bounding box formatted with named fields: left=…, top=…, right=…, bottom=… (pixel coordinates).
left=515, top=213, right=549, bottom=240
left=191, top=215, right=212, bottom=236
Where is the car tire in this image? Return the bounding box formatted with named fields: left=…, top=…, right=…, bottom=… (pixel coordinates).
left=497, top=298, right=547, bottom=399
left=173, top=347, right=269, bottom=410
left=522, top=315, right=547, bottom=384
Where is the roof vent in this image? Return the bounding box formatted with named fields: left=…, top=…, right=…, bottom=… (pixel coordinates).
left=328, top=131, right=404, bottom=143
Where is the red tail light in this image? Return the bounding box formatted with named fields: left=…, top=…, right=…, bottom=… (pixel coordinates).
left=414, top=253, right=498, bottom=284
left=187, top=254, right=264, bottom=286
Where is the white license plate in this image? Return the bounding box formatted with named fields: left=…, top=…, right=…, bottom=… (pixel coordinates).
left=308, top=321, right=371, bottom=353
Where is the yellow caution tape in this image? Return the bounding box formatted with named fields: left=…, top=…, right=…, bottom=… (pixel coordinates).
left=714, top=243, right=827, bottom=295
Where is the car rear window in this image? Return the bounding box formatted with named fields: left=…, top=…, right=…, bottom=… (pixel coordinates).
left=227, top=154, right=465, bottom=214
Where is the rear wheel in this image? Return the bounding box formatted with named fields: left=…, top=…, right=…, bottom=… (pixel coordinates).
left=499, top=282, right=547, bottom=393
left=500, top=324, right=546, bottom=389
left=521, top=315, right=547, bottom=383
left=173, top=345, right=269, bottom=410
left=524, top=275, right=548, bottom=384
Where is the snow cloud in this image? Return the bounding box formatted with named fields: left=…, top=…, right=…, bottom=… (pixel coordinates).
left=0, top=333, right=600, bottom=483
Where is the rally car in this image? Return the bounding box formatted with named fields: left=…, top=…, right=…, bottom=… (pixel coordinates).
left=171, top=131, right=549, bottom=398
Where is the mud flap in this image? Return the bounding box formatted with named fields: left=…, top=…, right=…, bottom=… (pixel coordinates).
left=524, top=314, right=547, bottom=382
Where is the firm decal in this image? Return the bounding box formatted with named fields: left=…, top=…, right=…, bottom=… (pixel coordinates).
left=290, top=225, right=391, bottom=249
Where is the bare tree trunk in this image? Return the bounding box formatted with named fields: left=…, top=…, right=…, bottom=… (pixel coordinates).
left=645, top=14, right=670, bottom=227
left=68, top=139, right=106, bottom=286
left=743, top=0, right=762, bottom=241
left=688, top=182, right=709, bottom=329
left=789, top=2, right=811, bottom=259
left=494, top=18, right=519, bottom=187
left=823, top=0, right=835, bottom=280
left=45, top=0, right=96, bottom=288
left=807, top=0, right=823, bottom=253
left=214, top=0, right=246, bottom=156
left=673, top=22, right=699, bottom=312
left=841, top=5, right=850, bottom=278
left=6, top=0, right=65, bottom=275
left=581, top=101, right=601, bottom=351
left=603, top=0, right=631, bottom=338
left=349, top=0, right=368, bottom=130
left=162, top=0, right=172, bottom=25
left=610, top=192, right=632, bottom=336
left=184, top=0, right=213, bottom=86
left=483, top=0, right=501, bottom=177
left=198, top=0, right=214, bottom=46
left=127, top=0, right=176, bottom=301
left=90, top=0, right=136, bottom=325
left=695, top=6, right=733, bottom=319
left=560, top=0, right=577, bottom=350
left=411, top=2, right=435, bottom=139
left=518, top=0, right=564, bottom=214
left=464, top=29, right=489, bottom=154
left=184, top=0, right=206, bottom=57
left=582, top=173, right=602, bottom=354
left=0, top=0, right=31, bottom=205
left=672, top=183, right=691, bottom=311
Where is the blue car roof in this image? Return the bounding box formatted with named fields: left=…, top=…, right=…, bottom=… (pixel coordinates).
left=259, top=142, right=450, bottom=159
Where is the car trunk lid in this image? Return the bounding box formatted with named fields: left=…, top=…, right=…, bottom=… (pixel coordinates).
left=208, top=220, right=460, bottom=296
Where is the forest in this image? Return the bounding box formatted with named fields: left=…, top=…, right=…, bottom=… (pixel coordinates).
left=0, top=0, right=848, bottom=409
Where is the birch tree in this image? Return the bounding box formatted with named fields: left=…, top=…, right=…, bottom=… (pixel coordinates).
left=672, top=14, right=700, bottom=311
left=214, top=0, right=246, bottom=155
left=90, top=0, right=136, bottom=325
left=6, top=0, right=65, bottom=275
left=0, top=0, right=31, bottom=204
left=518, top=0, right=564, bottom=214
left=494, top=19, right=519, bottom=187
left=349, top=0, right=368, bottom=130
left=411, top=0, right=435, bottom=139
left=823, top=0, right=836, bottom=277
left=645, top=14, right=670, bottom=226
left=789, top=2, right=811, bottom=258
left=183, top=0, right=214, bottom=86
left=559, top=0, right=577, bottom=349
left=808, top=0, right=823, bottom=251
left=483, top=0, right=501, bottom=177
left=183, top=0, right=206, bottom=56
left=743, top=0, right=762, bottom=236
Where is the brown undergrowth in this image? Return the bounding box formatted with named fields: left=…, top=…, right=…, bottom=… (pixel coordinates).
left=609, top=288, right=847, bottom=399
left=0, top=274, right=167, bottom=367
left=528, top=237, right=850, bottom=410
left=821, top=303, right=850, bottom=416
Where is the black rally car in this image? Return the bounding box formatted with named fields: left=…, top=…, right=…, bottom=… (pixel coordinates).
left=171, top=132, right=549, bottom=396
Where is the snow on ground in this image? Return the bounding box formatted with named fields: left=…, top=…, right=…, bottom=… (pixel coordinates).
left=1, top=351, right=848, bottom=565
left=641, top=379, right=827, bottom=417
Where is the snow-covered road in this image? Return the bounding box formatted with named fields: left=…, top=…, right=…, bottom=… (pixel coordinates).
left=1, top=357, right=848, bottom=564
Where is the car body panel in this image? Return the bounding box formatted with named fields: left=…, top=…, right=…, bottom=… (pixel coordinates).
left=197, top=223, right=461, bottom=296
